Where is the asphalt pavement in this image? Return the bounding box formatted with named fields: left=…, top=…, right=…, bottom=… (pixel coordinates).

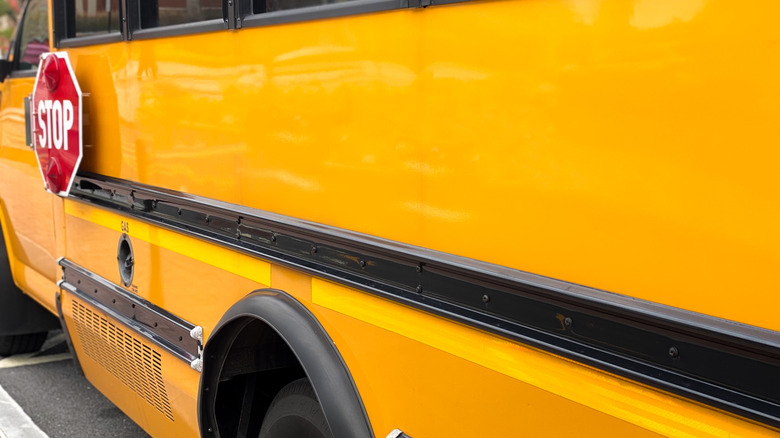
left=0, top=331, right=149, bottom=438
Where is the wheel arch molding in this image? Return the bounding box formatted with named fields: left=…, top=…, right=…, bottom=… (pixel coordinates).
left=198, top=288, right=374, bottom=438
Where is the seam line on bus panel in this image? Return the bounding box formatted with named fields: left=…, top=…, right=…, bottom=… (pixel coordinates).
left=67, top=172, right=780, bottom=429
left=64, top=201, right=273, bottom=286
left=58, top=258, right=201, bottom=365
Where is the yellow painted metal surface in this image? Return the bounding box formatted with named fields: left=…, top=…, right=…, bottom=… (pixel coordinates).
left=62, top=202, right=778, bottom=437
left=63, top=202, right=267, bottom=341
left=60, top=291, right=200, bottom=437
left=312, top=278, right=776, bottom=438
left=61, top=0, right=780, bottom=333
left=0, top=0, right=777, bottom=436
left=0, top=74, right=59, bottom=313
left=64, top=200, right=272, bottom=289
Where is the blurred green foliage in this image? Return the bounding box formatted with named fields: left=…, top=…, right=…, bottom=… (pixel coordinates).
left=0, top=0, right=15, bottom=22
left=0, top=0, right=16, bottom=53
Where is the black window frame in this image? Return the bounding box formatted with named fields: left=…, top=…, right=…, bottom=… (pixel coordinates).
left=226, top=0, right=469, bottom=30
left=240, top=0, right=403, bottom=30
left=53, top=0, right=469, bottom=47
left=54, top=0, right=125, bottom=48
left=127, top=0, right=227, bottom=42
left=55, top=0, right=230, bottom=47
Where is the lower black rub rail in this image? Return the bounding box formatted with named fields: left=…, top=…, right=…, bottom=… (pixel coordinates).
left=70, top=173, right=780, bottom=429
left=59, top=258, right=201, bottom=365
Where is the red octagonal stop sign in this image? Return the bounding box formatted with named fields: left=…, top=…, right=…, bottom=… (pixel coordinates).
left=32, top=52, right=82, bottom=197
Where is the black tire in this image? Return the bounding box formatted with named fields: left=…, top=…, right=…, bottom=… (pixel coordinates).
left=259, top=378, right=333, bottom=438
left=0, top=331, right=47, bottom=356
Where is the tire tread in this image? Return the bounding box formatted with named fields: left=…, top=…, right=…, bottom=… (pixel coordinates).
left=259, top=378, right=333, bottom=438
left=0, top=332, right=48, bottom=356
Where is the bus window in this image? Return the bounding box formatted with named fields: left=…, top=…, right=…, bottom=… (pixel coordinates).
left=17, top=0, right=48, bottom=71
left=72, top=0, right=122, bottom=37
left=138, top=0, right=223, bottom=29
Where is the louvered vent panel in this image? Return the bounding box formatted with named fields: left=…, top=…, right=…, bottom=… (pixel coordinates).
left=71, top=299, right=174, bottom=421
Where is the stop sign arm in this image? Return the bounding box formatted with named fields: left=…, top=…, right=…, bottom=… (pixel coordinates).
left=24, top=95, right=35, bottom=149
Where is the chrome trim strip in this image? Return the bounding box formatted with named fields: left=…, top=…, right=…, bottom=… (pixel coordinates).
left=59, top=258, right=200, bottom=364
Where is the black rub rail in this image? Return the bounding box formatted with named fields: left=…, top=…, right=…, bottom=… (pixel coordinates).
left=69, top=172, right=780, bottom=429
left=59, top=258, right=201, bottom=364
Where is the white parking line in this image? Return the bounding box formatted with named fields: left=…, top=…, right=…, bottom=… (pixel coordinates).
left=0, top=332, right=71, bottom=370
left=0, top=354, right=71, bottom=370
left=0, top=383, right=47, bottom=438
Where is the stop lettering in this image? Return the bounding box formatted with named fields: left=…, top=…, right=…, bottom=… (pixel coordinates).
left=37, top=99, right=75, bottom=151
left=31, top=52, right=83, bottom=197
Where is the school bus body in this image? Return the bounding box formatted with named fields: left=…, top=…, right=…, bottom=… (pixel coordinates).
left=0, top=0, right=779, bottom=436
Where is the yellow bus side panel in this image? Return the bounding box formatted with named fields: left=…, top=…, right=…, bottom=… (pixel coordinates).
left=0, top=75, right=59, bottom=313
left=313, top=278, right=777, bottom=438
left=64, top=202, right=775, bottom=437
left=60, top=291, right=200, bottom=437
left=64, top=199, right=270, bottom=340
left=63, top=0, right=780, bottom=333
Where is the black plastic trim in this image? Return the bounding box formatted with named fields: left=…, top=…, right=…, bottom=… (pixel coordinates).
left=69, top=173, right=780, bottom=429
left=58, top=32, right=124, bottom=48
left=198, top=289, right=373, bottom=438
left=406, top=0, right=468, bottom=7
left=131, top=19, right=227, bottom=41
left=55, top=290, right=84, bottom=376
left=242, top=0, right=403, bottom=28
left=52, top=0, right=69, bottom=48
left=59, top=258, right=199, bottom=363
left=423, top=0, right=470, bottom=5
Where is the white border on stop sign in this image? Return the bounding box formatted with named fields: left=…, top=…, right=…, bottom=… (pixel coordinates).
left=31, top=51, right=83, bottom=198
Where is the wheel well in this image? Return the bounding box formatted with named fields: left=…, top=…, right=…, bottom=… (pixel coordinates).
left=199, top=289, right=373, bottom=438
left=0, top=220, right=60, bottom=336
left=208, top=317, right=305, bottom=438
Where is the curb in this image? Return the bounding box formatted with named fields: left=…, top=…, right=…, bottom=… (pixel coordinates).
left=0, top=378, right=48, bottom=438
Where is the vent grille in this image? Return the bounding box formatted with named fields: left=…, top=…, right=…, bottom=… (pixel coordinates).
left=71, top=299, right=174, bottom=421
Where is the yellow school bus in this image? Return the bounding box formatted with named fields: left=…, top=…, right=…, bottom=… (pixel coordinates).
left=0, top=0, right=778, bottom=436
